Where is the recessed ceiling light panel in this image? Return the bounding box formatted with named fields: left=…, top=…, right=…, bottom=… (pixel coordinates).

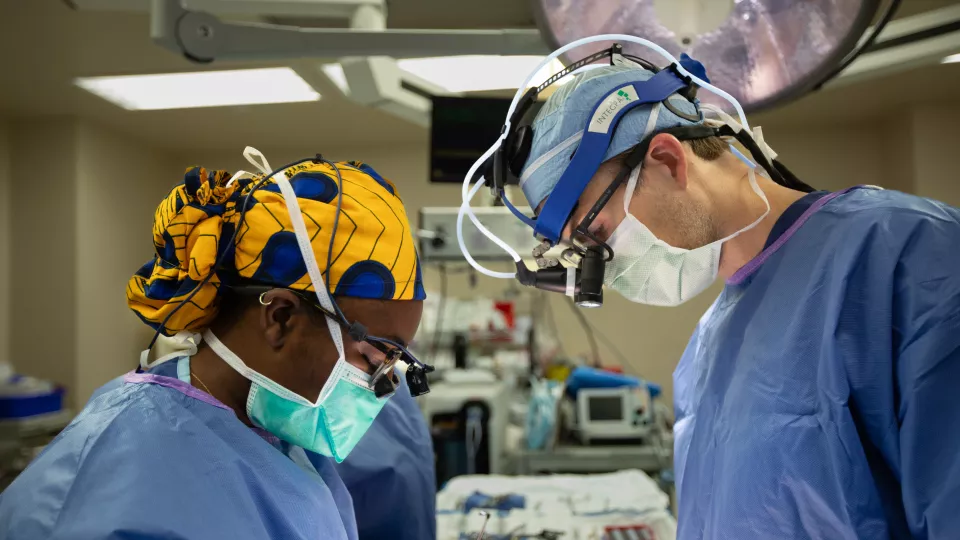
left=75, top=67, right=321, bottom=110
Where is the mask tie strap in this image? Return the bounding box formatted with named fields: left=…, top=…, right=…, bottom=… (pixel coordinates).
left=243, top=146, right=273, bottom=175
left=701, top=104, right=778, bottom=164
left=271, top=168, right=350, bottom=400
left=716, top=168, right=769, bottom=244
left=203, top=329, right=315, bottom=406
left=227, top=170, right=254, bottom=187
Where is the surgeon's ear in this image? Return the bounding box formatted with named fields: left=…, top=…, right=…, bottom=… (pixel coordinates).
left=646, top=134, right=688, bottom=190
left=259, top=289, right=303, bottom=350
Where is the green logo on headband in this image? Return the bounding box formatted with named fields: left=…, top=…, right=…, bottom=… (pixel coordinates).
left=617, top=89, right=631, bottom=100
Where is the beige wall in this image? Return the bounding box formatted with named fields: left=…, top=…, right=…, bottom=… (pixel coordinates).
left=75, top=123, right=178, bottom=403
left=761, top=122, right=903, bottom=192
left=0, top=119, right=10, bottom=364
left=911, top=105, right=960, bottom=207
left=9, top=119, right=80, bottom=397
left=6, top=119, right=179, bottom=406
left=882, top=114, right=916, bottom=195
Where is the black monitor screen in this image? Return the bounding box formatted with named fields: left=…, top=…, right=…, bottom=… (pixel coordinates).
left=588, top=395, right=624, bottom=422
left=430, top=96, right=520, bottom=184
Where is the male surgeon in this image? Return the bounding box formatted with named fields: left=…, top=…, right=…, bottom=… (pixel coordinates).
left=0, top=157, right=429, bottom=539
left=514, top=62, right=960, bottom=539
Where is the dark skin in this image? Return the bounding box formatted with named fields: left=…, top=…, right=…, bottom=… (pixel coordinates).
left=188, top=289, right=424, bottom=426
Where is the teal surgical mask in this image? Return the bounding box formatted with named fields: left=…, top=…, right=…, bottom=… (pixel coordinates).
left=203, top=329, right=387, bottom=463
left=249, top=362, right=385, bottom=462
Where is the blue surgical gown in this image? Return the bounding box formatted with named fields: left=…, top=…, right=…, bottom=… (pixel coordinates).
left=674, top=187, right=960, bottom=539
left=328, top=374, right=437, bottom=540
left=0, top=360, right=359, bottom=540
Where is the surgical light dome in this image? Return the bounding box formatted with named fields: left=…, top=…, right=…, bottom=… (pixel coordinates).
left=533, top=0, right=886, bottom=111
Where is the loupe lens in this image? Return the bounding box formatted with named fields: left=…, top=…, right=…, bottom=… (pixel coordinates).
left=373, top=373, right=397, bottom=398
left=370, top=348, right=402, bottom=387
left=575, top=297, right=602, bottom=308
left=405, top=364, right=431, bottom=396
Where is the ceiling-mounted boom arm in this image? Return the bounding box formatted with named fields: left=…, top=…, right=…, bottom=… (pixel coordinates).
left=149, top=0, right=548, bottom=63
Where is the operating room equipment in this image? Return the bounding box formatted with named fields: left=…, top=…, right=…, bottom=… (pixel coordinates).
left=572, top=387, right=653, bottom=445
left=464, top=492, right=527, bottom=514
left=511, top=445, right=671, bottom=478
left=565, top=366, right=661, bottom=400
left=419, top=370, right=510, bottom=486
left=143, top=0, right=543, bottom=126
left=0, top=369, right=72, bottom=490
left=420, top=206, right=561, bottom=263
left=465, top=405, right=485, bottom=475
left=477, top=511, right=491, bottom=540
left=0, top=371, right=64, bottom=421
left=431, top=97, right=520, bottom=185
left=603, top=525, right=656, bottom=540
left=148, top=0, right=545, bottom=61
left=437, top=470, right=676, bottom=540
left=524, top=379, right=562, bottom=451
left=455, top=35, right=813, bottom=308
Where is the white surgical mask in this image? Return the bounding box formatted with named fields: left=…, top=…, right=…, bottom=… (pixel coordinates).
left=604, top=163, right=770, bottom=306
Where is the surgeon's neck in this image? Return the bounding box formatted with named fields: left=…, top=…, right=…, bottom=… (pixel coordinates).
left=190, top=342, right=254, bottom=427
left=715, top=172, right=806, bottom=280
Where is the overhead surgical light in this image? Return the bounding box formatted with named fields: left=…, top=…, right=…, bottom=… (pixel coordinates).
left=532, top=0, right=896, bottom=111
left=75, top=67, right=320, bottom=110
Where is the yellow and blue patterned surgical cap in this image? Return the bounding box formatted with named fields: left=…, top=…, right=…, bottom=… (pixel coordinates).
left=127, top=159, right=425, bottom=336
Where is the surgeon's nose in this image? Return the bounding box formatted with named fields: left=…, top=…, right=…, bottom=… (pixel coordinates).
left=560, top=221, right=575, bottom=244
left=351, top=341, right=380, bottom=376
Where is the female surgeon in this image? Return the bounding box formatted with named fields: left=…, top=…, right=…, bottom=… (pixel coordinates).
left=0, top=153, right=428, bottom=539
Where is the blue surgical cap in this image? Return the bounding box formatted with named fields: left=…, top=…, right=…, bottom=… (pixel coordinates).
left=519, top=65, right=703, bottom=210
